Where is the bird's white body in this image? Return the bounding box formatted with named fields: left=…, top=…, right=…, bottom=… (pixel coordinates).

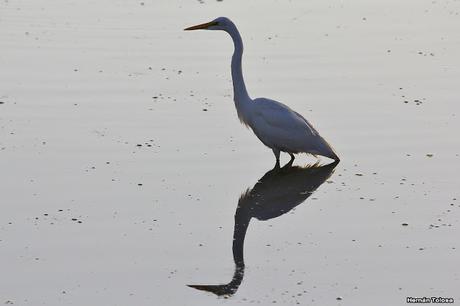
left=185, top=17, right=339, bottom=165
left=244, top=98, right=337, bottom=159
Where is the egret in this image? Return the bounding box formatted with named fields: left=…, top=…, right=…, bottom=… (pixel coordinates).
left=185, top=17, right=339, bottom=167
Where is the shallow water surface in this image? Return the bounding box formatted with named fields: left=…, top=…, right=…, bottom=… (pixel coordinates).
left=1, top=0, right=459, bottom=305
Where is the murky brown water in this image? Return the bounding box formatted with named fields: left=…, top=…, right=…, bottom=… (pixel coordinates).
left=1, top=0, right=459, bottom=305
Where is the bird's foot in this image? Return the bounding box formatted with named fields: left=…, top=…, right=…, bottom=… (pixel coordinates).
left=286, top=153, right=295, bottom=167
left=273, top=159, right=281, bottom=171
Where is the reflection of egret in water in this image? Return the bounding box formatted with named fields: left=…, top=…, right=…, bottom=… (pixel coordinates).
left=188, top=161, right=338, bottom=297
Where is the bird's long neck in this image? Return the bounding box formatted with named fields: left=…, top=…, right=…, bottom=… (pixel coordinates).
left=233, top=204, right=250, bottom=268
left=227, top=25, right=252, bottom=122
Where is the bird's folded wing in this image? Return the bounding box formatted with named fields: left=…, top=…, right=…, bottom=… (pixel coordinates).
left=253, top=98, right=317, bottom=135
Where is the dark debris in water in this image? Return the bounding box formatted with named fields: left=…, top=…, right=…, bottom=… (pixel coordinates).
left=399, top=88, right=427, bottom=105
left=417, top=51, right=435, bottom=56
left=403, top=98, right=426, bottom=105
left=134, top=139, right=158, bottom=149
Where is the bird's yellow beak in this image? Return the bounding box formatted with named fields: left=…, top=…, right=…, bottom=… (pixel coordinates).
left=184, top=21, right=218, bottom=31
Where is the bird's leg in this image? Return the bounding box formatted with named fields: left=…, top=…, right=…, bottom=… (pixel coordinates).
left=272, top=149, right=280, bottom=169
left=286, top=153, right=295, bottom=167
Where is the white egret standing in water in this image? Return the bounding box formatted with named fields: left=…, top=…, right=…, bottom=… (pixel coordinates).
left=185, top=17, right=339, bottom=167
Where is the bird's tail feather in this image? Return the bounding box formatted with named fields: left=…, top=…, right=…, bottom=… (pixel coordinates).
left=313, top=137, right=340, bottom=161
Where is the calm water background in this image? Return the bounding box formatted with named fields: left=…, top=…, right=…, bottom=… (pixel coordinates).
left=1, top=0, right=459, bottom=305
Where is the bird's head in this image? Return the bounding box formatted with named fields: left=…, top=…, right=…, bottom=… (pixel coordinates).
left=184, top=17, right=233, bottom=32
